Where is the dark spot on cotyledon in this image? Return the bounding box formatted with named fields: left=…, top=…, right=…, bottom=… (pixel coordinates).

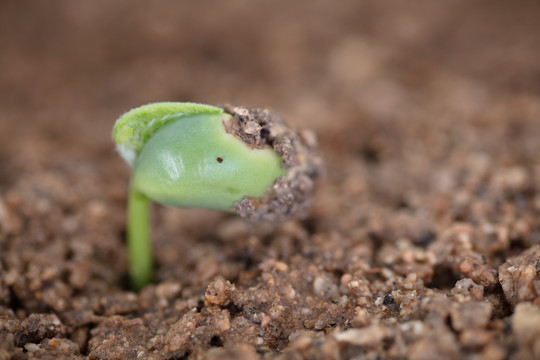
left=226, top=187, right=239, bottom=195
left=217, top=157, right=223, bottom=163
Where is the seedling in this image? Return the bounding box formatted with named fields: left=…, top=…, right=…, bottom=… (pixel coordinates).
left=113, top=102, right=323, bottom=290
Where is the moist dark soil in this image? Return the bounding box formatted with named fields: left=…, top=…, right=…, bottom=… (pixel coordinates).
left=2, top=1, right=540, bottom=359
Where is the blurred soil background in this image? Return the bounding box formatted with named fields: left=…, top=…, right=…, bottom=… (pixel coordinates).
left=1, top=0, right=540, bottom=359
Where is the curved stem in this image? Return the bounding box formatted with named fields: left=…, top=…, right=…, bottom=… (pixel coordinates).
left=127, top=185, right=152, bottom=291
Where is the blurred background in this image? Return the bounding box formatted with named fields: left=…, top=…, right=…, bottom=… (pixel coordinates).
left=0, top=0, right=539, bottom=195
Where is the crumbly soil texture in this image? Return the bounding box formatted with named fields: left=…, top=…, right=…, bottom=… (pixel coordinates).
left=1, top=1, right=540, bottom=359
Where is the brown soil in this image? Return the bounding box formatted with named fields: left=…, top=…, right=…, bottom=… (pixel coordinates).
left=1, top=1, right=540, bottom=359
left=225, top=105, right=324, bottom=223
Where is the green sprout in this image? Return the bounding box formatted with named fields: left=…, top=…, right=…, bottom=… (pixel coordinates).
left=113, top=102, right=323, bottom=290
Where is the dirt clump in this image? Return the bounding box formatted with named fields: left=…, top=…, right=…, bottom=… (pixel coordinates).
left=225, top=105, right=324, bottom=224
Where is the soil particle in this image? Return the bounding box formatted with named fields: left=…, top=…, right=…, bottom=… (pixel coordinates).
left=449, top=301, right=492, bottom=331
left=15, top=313, right=66, bottom=347
left=511, top=303, right=540, bottom=359
left=281, top=331, right=340, bottom=360
left=24, top=338, right=82, bottom=359
left=313, top=274, right=339, bottom=300
left=97, top=292, right=139, bottom=316
left=378, top=238, right=436, bottom=283
left=407, top=327, right=460, bottom=360
left=87, top=316, right=152, bottom=360
left=459, top=329, right=494, bottom=351
left=155, top=281, right=182, bottom=303
left=199, top=343, right=260, bottom=360
left=430, top=224, right=498, bottom=288
left=345, top=276, right=372, bottom=299
left=419, top=294, right=452, bottom=325
left=205, top=277, right=235, bottom=306
left=71, top=326, right=90, bottom=355
left=61, top=310, right=99, bottom=329
left=451, top=278, right=485, bottom=302
left=499, top=245, right=540, bottom=306
left=162, top=309, right=199, bottom=356
left=333, top=325, right=388, bottom=347
left=0, top=320, right=22, bottom=359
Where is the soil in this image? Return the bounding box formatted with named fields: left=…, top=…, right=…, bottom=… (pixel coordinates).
left=225, top=105, right=324, bottom=223
left=1, top=1, right=540, bottom=359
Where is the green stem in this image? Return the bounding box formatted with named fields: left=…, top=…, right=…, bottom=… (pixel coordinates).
left=127, top=185, right=152, bottom=291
